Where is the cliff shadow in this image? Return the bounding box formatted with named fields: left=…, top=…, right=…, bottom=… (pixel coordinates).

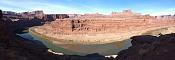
left=13, top=19, right=46, bottom=34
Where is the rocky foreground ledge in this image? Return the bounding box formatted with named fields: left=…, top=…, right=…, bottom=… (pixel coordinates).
left=116, top=33, right=175, bottom=60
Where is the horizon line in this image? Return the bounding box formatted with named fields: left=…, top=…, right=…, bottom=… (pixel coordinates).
left=1, top=9, right=175, bottom=16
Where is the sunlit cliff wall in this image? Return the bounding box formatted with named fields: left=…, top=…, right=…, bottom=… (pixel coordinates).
left=38, top=10, right=175, bottom=35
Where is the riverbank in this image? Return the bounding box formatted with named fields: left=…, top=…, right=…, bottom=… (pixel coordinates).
left=27, top=25, right=175, bottom=56
left=29, top=24, right=175, bottom=45
left=29, top=28, right=132, bottom=55
left=29, top=27, right=88, bottom=55
left=30, top=27, right=129, bottom=45
left=142, top=26, right=175, bottom=36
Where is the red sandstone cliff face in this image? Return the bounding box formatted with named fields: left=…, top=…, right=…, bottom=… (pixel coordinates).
left=40, top=17, right=175, bottom=35
left=34, top=10, right=44, bottom=19
left=28, top=10, right=175, bottom=35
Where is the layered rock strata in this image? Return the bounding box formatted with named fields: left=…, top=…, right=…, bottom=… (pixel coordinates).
left=33, top=17, right=175, bottom=44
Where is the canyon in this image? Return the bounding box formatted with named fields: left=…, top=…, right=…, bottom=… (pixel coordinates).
left=1, top=9, right=175, bottom=60
left=32, top=10, right=175, bottom=45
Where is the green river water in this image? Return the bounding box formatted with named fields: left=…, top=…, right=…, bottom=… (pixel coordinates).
left=18, top=26, right=175, bottom=56
left=18, top=32, right=132, bottom=56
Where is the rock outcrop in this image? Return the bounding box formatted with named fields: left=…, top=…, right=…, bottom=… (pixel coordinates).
left=116, top=33, right=175, bottom=60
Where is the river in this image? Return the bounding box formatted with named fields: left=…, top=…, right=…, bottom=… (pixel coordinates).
left=18, top=25, right=175, bottom=56
left=18, top=32, right=132, bottom=56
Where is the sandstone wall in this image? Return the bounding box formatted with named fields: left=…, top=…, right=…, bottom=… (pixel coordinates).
left=40, top=18, right=175, bottom=35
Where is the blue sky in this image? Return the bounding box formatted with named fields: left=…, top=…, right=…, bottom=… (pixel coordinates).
left=0, top=0, right=175, bottom=16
